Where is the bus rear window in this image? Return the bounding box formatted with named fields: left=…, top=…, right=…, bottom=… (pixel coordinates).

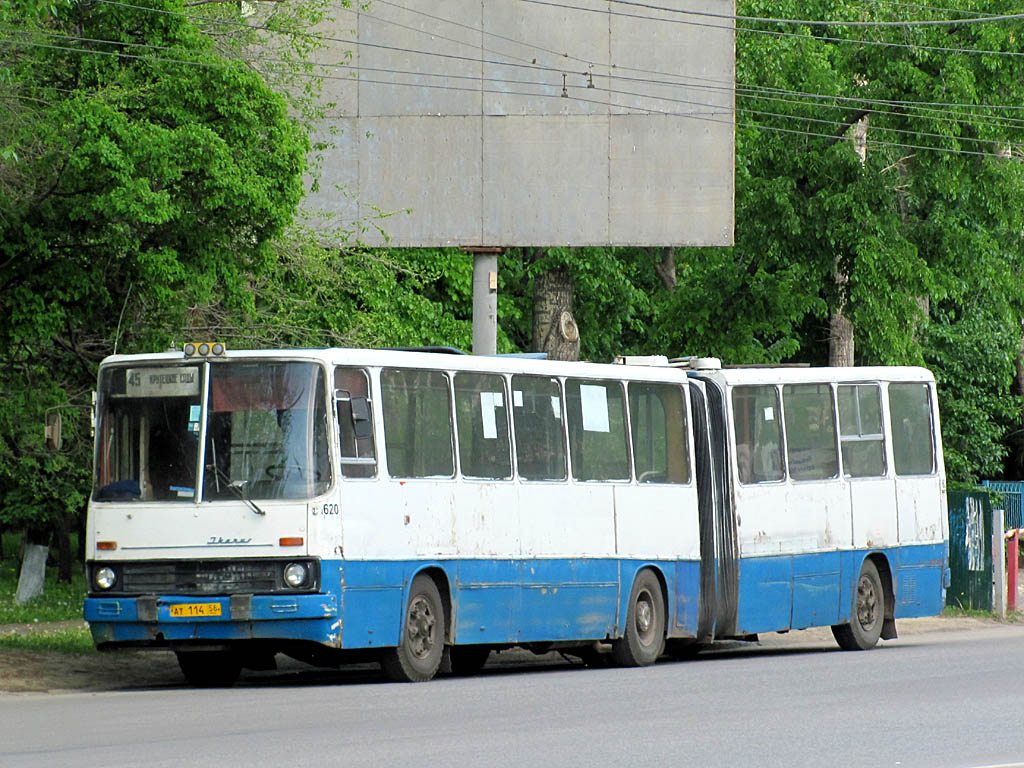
left=889, top=382, right=935, bottom=475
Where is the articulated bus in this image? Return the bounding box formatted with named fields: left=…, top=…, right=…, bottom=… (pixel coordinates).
left=83, top=346, right=949, bottom=685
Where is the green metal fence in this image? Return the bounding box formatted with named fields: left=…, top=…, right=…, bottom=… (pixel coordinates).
left=947, top=490, right=993, bottom=612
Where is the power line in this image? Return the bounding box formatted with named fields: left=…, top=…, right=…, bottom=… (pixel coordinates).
left=5, top=34, right=1020, bottom=160
left=6, top=4, right=1023, bottom=152
left=599, top=0, right=1024, bottom=27
left=79, top=0, right=1024, bottom=121
left=83, top=0, right=1024, bottom=126
left=513, top=0, right=1024, bottom=59
left=6, top=21, right=1024, bottom=144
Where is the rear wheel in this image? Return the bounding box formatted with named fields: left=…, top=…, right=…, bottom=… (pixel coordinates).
left=175, top=649, right=242, bottom=687
left=612, top=569, right=666, bottom=667
left=832, top=559, right=885, bottom=651
left=382, top=574, right=445, bottom=682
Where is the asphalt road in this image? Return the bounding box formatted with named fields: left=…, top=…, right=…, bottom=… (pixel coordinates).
left=3, top=622, right=1024, bottom=768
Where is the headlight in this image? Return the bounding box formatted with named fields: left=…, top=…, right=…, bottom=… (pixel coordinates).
left=94, top=566, right=117, bottom=590
left=283, top=562, right=308, bottom=588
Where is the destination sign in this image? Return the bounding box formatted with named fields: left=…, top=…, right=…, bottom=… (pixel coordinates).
left=126, top=367, right=200, bottom=398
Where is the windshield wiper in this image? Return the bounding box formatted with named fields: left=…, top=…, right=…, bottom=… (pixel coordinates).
left=208, top=462, right=266, bottom=516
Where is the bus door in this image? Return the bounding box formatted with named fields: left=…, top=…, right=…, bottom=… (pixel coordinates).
left=837, top=383, right=897, bottom=549
left=888, top=382, right=943, bottom=544
left=687, top=379, right=738, bottom=641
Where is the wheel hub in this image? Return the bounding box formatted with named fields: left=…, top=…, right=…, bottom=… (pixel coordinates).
left=636, top=591, right=655, bottom=642
left=407, top=596, right=436, bottom=659
left=856, top=575, right=879, bottom=629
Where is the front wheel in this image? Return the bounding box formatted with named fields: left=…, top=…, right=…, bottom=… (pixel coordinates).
left=832, top=559, right=885, bottom=651
left=612, top=569, right=666, bottom=667
left=382, top=574, right=445, bottom=682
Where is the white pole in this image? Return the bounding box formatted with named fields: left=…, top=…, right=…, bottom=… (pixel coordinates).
left=993, top=507, right=1006, bottom=618
left=472, top=251, right=498, bottom=355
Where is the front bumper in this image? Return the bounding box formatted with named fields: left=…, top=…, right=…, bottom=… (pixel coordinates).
left=84, top=593, right=339, bottom=646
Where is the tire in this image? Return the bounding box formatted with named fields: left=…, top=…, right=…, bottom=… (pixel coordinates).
left=175, top=649, right=242, bottom=687
left=382, top=573, right=445, bottom=682
left=832, top=558, right=885, bottom=651
left=448, top=645, right=491, bottom=676
left=612, top=569, right=666, bottom=667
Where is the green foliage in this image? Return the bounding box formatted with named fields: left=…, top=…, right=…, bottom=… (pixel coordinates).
left=0, top=548, right=86, bottom=623
left=0, top=0, right=310, bottom=532
left=498, top=248, right=652, bottom=362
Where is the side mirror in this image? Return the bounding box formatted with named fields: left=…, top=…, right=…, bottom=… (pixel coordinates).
left=350, top=397, right=373, bottom=440
left=45, top=411, right=62, bottom=451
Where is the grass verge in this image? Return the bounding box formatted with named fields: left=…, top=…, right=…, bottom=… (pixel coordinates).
left=0, top=625, right=95, bottom=654
left=0, top=542, right=87, bottom=624
left=941, top=605, right=995, bottom=619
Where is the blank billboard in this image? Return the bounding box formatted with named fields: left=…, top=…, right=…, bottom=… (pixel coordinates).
left=304, top=0, right=735, bottom=247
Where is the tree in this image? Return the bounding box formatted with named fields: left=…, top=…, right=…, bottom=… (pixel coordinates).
left=0, top=0, right=309, bottom=572
left=647, top=0, right=1024, bottom=481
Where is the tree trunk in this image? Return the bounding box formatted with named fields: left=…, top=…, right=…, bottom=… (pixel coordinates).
left=654, top=247, right=677, bottom=291
left=830, top=255, right=854, bottom=367
left=15, top=528, right=50, bottom=605
left=829, top=310, right=855, bottom=367
left=532, top=268, right=580, bottom=361
left=55, top=512, right=74, bottom=584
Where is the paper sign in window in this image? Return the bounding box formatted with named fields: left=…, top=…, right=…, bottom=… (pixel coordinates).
left=513, top=390, right=524, bottom=407
left=580, top=385, right=610, bottom=432
left=551, top=396, right=561, bottom=420
left=764, top=407, right=775, bottom=422
left=480, top=392, right=500, bottom=439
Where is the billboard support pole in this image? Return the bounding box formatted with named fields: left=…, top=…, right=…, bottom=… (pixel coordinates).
left=468, top=247, right=502, bottom=356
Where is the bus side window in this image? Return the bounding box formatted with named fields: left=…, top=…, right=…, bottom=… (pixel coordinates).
left=511, top=375, right=567, bottom=481
left=566, top=379, right=629, bottom=482
left=381, top=368, right=455, bottom=478
left=783, top=383, right=839, bottom=481
left=889, top=382, right=935, bottom=475
left=628, top=382, right=690, bottom=484
left=455, top=373, right=512, bottom=480
left=837, top=383, right=885, bottom=477
left=335, top=367, right=377, bottom=478
left=732, top=385, right=784, bottom=483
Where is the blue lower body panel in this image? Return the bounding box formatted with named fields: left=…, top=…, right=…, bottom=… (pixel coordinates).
left=338, top=558, right=653, bottom=648
left=84, top=545, right=947, bottom=652
left=737, top=542, right=947, bottom=635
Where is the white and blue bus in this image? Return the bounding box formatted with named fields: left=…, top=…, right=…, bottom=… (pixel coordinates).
left=83, top=346, right=949, bottom=684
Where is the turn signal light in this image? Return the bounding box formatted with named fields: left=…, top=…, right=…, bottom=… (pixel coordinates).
left=279, top=537, right=304, bottom=547
left=97, top=541, right=118, bottom=551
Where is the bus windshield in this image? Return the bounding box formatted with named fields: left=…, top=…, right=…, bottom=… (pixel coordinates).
left=94, top=360, right=331, bottom=502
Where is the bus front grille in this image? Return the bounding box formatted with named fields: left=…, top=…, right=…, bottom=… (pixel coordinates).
left=123, top=561, right=280, bottom=594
